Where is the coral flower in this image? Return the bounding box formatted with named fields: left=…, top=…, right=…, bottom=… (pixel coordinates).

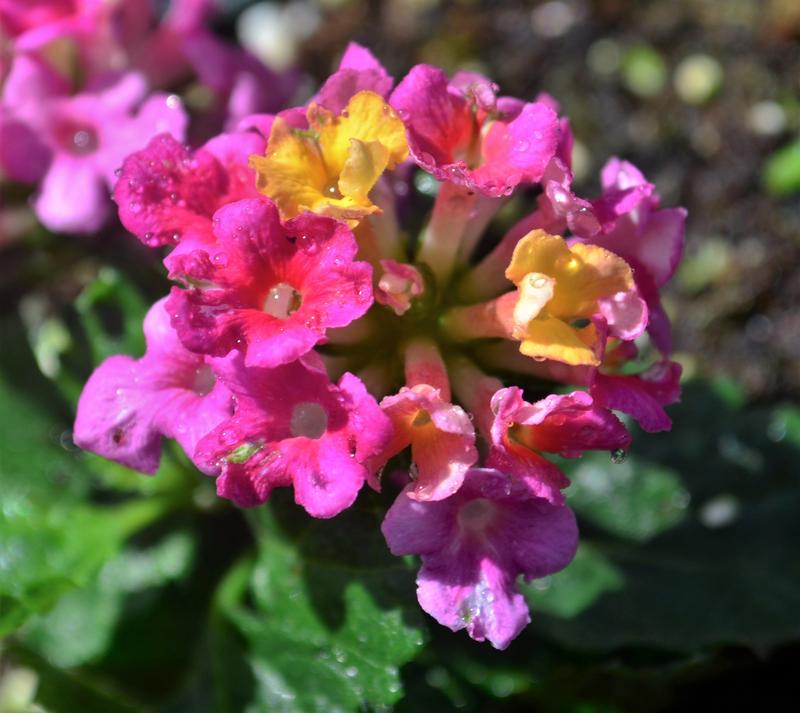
left=249, top=90, right=408, bottom=225
left=488, top=387, right=631, bottom=503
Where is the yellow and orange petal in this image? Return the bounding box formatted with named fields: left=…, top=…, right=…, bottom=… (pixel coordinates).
left=250, top=91, right=408, bottom=226
left=504, top=230, right=635, bottom=366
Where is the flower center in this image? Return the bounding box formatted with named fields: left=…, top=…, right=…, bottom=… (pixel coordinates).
left=192, top=364, right=216, bottom=396
left=290, top=402, right=328, bottom=439
left=264, top=283, right=302, bottom=319
left=457, top=497, right=496, bottom=534
left=54, top=118, right=99, bottom=156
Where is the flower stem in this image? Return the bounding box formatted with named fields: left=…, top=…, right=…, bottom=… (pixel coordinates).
left=455, top=200, right=562, bottom=302
left=448, top=355, right=503, bottom=440
left=439, top=292, right=517, bottom=342
left=416, top=182, right=479, bottom=286
left=403, top=337, right=450, bottom=400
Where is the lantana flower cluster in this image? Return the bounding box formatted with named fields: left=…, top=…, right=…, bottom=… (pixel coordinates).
left=74, top=44, right=686, bottom=649
left=0, top=0, right=294, bottom=234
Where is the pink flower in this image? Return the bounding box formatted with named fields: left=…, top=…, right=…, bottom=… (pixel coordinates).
left=114, top=130, right=264, bottom=252
left=390, top=64, right=559, bottom=197
left=0, top=60, right=186, bottom=233
left=374, top=259, right=424, bottom=316
left=165, top=197, right=373, bottom=368
left=574, top=159, right=687, bottom=354
left=314, top=42, right=394, bottom=115
left=488, top=387, right=631, bottom=503
left=382, top=467, right=578, bottom=649
left=195, top=356, right=392, bottom=518
left=370, top=384, right=478, bottom=501
left=73, top=297, right=234, bottom=474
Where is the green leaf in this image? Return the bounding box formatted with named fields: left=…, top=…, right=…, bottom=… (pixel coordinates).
left=223, top=493, right=427, bottom=712
left=532, top=382, right=800, bottom=652
left=763, top=135, right=800, bottom=197
left=565, top=454, right=689, bottom=542
left=20, top=532, right=196, bottom=668
left=0, top=314, right=171, bottom=635
left=521, top=544, right=624, bottom=619
left=74, top=267, right=148, bottom=365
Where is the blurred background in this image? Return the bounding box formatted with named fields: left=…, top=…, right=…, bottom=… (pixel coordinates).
left=1, top=1, right=799, bottom=712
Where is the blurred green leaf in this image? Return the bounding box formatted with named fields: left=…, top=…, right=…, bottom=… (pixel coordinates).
left=533, top=383, right=800, bottom=652
left=0, top=314, right=171, bottom=636
left=763, top=135, right=800, bottom=197
left=566, top=454, right=689, bottom=542
left=522, top=544, right=624, bottom=619
left=222, top=494, right=427, bottom=712
left=20, top=532, right=195, bottom=668
left=74, top=266, right=148, bottom=365
left=620, top=45, right=667, bottom=98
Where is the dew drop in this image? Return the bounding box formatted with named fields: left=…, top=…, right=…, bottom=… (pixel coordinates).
left=610, top=448, right=627, bottom=464
left=221, top=429, right=240, bottom=446
left=297, top=234, right=319, bottom=254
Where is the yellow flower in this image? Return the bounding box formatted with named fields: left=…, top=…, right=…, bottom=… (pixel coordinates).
left=505, top=230, right=635, bottom=366
left=249, top=91, right=408, bottom=225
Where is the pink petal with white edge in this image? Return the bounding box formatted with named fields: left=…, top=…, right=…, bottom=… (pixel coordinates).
left=598, top=289, right=649, bottom=341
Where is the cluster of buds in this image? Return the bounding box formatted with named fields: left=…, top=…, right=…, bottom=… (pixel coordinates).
left=74, top=44, right=686, bottom=649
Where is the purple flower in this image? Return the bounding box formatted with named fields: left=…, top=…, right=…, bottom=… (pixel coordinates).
left=0, top=59, right=186, bottom=232
left=73, top=297, right=234, bottom=474
left=382, top=467, right=578, bottom=649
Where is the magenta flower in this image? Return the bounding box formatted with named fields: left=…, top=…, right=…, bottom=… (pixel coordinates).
left=488, top=387, right=630, bottom=504
left=0, top=59, right=186, bottom=233
left=73, top=297, right=234, bottom=474
left=574, top=159, right=687, bottom=354
left=114, top=131, right=264, bottom=252
left=591, top=360, right=683, bottom=433
left=382, top=467, right=578, bottom=649
left=390, top=64, right=559, bottom=197
left=69, top=48, right=688, bottom=649
left=314, top=42, right=394, bottom=115
left=165, top=197, right=373, bottom=368
left=195, top=356, right=392, bottom=518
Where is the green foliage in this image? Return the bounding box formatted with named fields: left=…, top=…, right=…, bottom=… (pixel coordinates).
left=763, top=135, right=800, bottom=197
left=3, top=266, right=799, bottom=712
left=220, top=496, right=427, bottom=713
